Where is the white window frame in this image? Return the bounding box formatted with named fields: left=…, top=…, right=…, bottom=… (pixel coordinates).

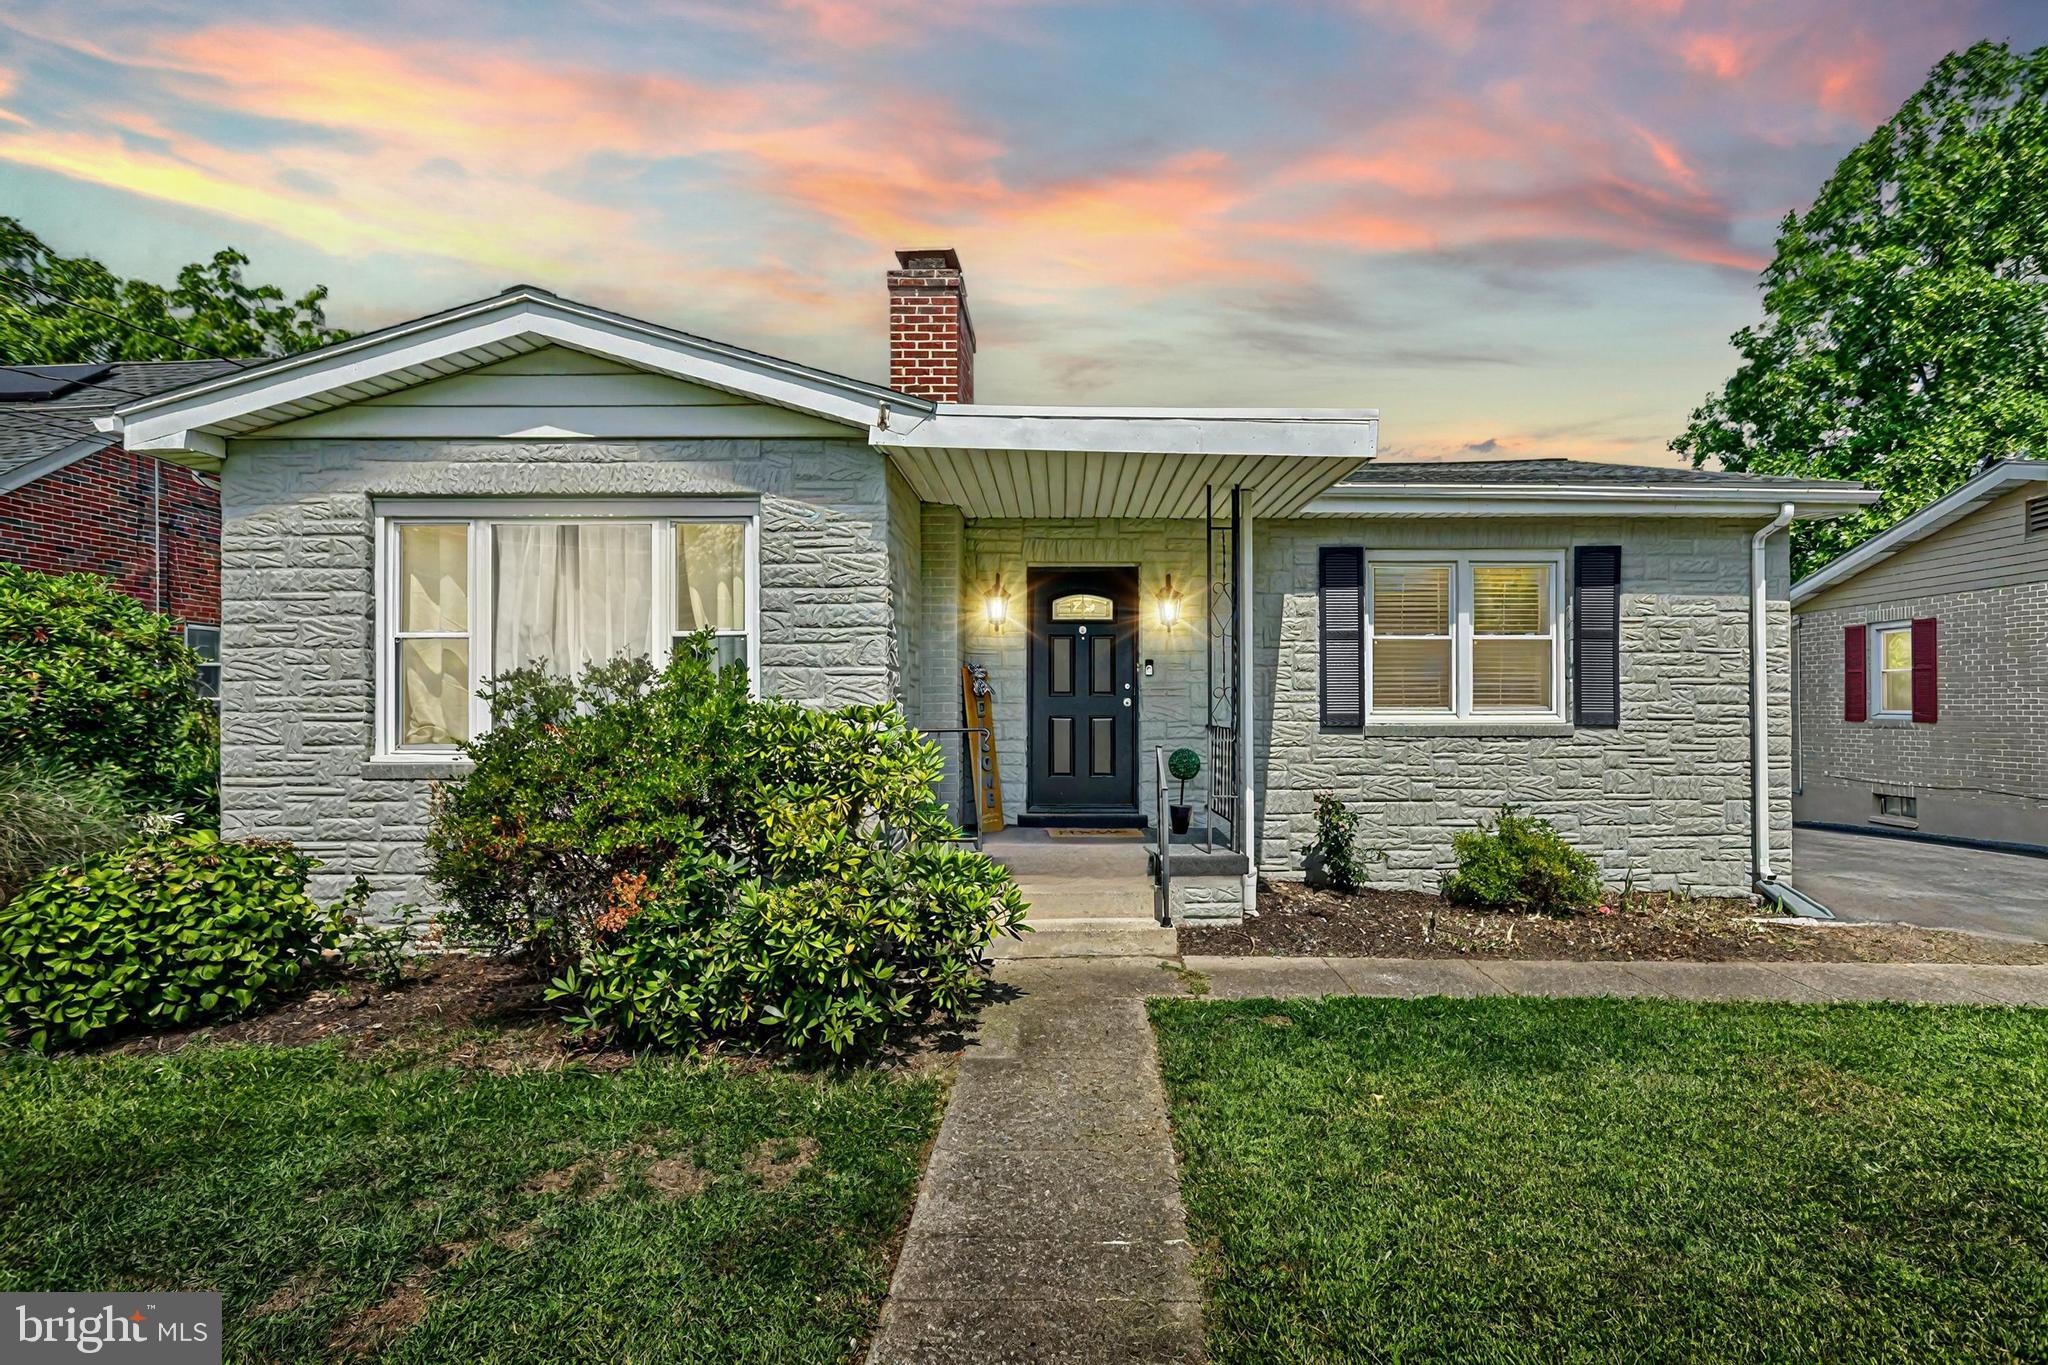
left=1870, top=620, right=1913, bottom=719
left=372, top=498, right=761, bottom=759
left=183, top=623, right=222, bottom=702
left=1363, top=550, right=1567, bottom=724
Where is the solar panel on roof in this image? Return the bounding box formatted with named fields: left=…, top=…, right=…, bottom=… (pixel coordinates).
left=0, top=363, right=113, bottom=402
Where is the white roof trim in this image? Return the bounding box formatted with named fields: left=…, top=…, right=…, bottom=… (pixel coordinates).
left=1791, top=459, right=2048, bottom=604
left=0, top=436, right=111, bottom=496
left=1303, top=479, right=1876, bottom=520
left=881, top=404, right=1379, bottom=459
left=106, top=288, right=921, bottom=455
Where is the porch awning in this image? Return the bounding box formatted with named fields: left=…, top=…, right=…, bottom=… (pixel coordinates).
left=873, top=405, right=1380, bottom=520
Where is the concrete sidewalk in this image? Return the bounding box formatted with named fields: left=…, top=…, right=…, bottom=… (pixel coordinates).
left=1184, top=955, right=2048, bottom=1005
left=867, top=958, right=1203, bottom=1364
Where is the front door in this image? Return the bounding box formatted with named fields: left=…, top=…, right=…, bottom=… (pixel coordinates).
left=1027, top=567, right=1139, bottom=816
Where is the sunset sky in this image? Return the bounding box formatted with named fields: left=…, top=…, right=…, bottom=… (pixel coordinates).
left=2, top=1, right=2042, bottom=465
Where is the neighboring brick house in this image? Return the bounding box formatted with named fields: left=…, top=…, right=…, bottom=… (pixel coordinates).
left=1, top=360, right=239, bottom=690
left=96, top=254, right=1877, bottom=920
left=1792, top=459, right=2048, bottom=852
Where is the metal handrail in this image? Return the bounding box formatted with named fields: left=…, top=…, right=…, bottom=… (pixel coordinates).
left=1154, top=746, right=1172, bottom=925
left=918, top=726, right=991, bottom=851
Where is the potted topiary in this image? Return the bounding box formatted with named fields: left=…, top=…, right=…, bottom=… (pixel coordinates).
left=1167, top=747, right=1201, bottom=835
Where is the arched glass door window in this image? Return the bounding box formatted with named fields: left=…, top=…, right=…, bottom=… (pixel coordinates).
left=1050, top=593, right=1114, bottom=622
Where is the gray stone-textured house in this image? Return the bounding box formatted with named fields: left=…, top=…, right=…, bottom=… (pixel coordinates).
left=99, top=251, right=1874, bottom=920
left=1792, top=459, right=2047, bottom=852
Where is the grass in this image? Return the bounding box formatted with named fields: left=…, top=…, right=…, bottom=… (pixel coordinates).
left=0, top=1039, right=946, bottom=1363
left=1149, top=996, right=2048, bottom=1364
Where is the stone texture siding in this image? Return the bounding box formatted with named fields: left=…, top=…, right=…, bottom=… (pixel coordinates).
left=1794, top=583, right=2047, bottom=848
left=1252, top=517, right=1791, bottom=899
left=1164, top=875, right=1246, bottom=925
left=0, top=444, right=220, bottom=625
left=218, top=436, right=898, bottom=911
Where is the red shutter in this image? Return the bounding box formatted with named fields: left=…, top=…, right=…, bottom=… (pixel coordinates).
left=1911, top=618, right=1938, bottom=723
left=1843, top=624, right=1867, bottom=722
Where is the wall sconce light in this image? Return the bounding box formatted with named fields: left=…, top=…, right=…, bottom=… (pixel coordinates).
left=983, top=572, right=1008, bottom=630
left=1157, top=573, right=1185, bottom=629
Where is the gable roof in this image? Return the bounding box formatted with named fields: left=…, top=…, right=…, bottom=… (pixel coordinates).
left=1791, top=458, right=2048, bottom=604
left=104, top=286, right=919, bottom=465
left=0, top=360, right=241, bottom=493
left=1304, top=458, right=1875, bottom=518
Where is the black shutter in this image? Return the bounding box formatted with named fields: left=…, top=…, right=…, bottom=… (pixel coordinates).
left=1319, top=547, right=1364, bottom=727
left=1573, top=545, right=1621, bottom=728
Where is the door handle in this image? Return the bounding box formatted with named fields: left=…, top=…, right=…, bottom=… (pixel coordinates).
left=1122, top=697, right=1132, bottom=708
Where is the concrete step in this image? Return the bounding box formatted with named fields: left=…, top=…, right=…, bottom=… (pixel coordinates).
left=1015, top=887, right=1159, bottom=921
left=991, top=924, right=1181, bottom=960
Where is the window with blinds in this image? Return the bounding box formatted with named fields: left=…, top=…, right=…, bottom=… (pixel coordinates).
left=1318, top=552, right=1565, bottom=723
left=1471, top=565, right=1553, bottom=711
left=1369, top=563, right=1453, bottom=711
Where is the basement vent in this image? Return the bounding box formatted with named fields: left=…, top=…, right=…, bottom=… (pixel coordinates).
left=2028, top=495, right=2048, bottom=538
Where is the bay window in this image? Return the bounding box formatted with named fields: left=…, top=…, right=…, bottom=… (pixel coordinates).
left=376, top=500, right=758, bottom=756
left=1363, top=553, right=1564, bottom=721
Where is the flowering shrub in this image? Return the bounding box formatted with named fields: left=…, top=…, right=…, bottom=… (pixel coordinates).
left=427, top=636, right=1027, bottom=1058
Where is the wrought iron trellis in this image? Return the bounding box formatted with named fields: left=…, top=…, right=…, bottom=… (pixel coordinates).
left=1204, top=484, right=1241, bottom=853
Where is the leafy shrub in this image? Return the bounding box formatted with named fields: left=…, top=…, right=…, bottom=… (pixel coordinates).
left=0, top=830, right=339, bottom=1050
left=1304, top=792, right=1382, bottom=894
left=327, top=876, right=428, bottom=989
left=424, top=647, right=756, bottom=972
left=0, top=761, right=133, bottom=905
left=1441, top=805, right=1602, bottom=915
left=427, top=636, right=1027, bottom=1058
left=0, top=565, right=217, bottom=817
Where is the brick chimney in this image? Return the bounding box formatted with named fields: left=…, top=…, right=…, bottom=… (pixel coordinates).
left=887, top=248, right=975, bottom=402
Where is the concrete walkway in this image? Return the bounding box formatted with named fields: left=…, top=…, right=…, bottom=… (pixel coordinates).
left=869, top=952, right=2048, bottom=1362
left=867, top=958, right=1203, bottom=1364
left=1185, top=954, right=2048, bottom=1005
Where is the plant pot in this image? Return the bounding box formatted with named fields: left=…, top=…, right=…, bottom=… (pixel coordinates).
left=1169, top=804, right=1193, bottom=835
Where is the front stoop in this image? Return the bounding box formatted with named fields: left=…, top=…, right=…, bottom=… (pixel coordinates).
left=866, top=959, right=1205, bottom=1364
left=995, top=855, right=1181, bottom=959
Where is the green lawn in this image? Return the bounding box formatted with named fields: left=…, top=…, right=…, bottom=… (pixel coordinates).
left=1150, top=996, right=2048, bottom=1364
left=0, top=1041, right=945, bottom=1363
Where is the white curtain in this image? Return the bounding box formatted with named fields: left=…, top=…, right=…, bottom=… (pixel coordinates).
left=493, top=524, right=654, bottom=677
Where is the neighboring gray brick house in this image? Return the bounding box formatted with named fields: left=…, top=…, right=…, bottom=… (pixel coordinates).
left=101, top=254, right=1874, bottom=919
left=1792, top=460, right=2048, bottom=852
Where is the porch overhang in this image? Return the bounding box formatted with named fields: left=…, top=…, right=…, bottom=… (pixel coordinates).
left=873, top=404, right=1379, bottom=520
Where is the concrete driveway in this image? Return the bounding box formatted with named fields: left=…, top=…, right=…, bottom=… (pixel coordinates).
left=1795, top=827, right=2048, bottom=941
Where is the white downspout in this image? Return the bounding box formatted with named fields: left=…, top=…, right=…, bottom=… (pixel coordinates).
left=1751, top=503, right=1795, bottom=885
left=1238, top=505, right=1258, bottom=913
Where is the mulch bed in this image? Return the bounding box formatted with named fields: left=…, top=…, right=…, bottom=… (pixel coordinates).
left=105, top=956, right=970, bottom=1073
left=104, top=956, right=602, bottom=1068
left=1181, top=880, right=2048, bottom=965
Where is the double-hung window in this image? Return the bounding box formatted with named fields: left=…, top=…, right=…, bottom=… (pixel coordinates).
left=1362, top=553, right=1564, bottom=721
left=377, top=500, right=759, bottom=756
left=1872, top=622, right=1913, bottom=718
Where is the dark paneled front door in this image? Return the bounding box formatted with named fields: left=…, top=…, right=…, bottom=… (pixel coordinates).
left=1027, top=567, right=1139, bottom=815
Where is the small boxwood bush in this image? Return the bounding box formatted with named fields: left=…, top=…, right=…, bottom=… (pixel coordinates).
left=0, top=565, right=217, bottom=818
left=1441, top=805, right=1602, bottom=915
left=427, top=636, right=1027, bottom=1059
left=0, top=830, right=338, bottom=1050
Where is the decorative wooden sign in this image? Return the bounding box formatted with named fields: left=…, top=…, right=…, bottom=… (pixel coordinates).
left=961, top=662, right=1004, bottom=833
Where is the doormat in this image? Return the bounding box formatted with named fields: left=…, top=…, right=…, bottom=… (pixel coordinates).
left=1044, top=827, right=1146, bottom=839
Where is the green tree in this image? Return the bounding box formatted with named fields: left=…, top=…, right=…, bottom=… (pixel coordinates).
left=0, top=216, right=348, bottom=362
left=1675, top=41, right=2048, bottom=576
